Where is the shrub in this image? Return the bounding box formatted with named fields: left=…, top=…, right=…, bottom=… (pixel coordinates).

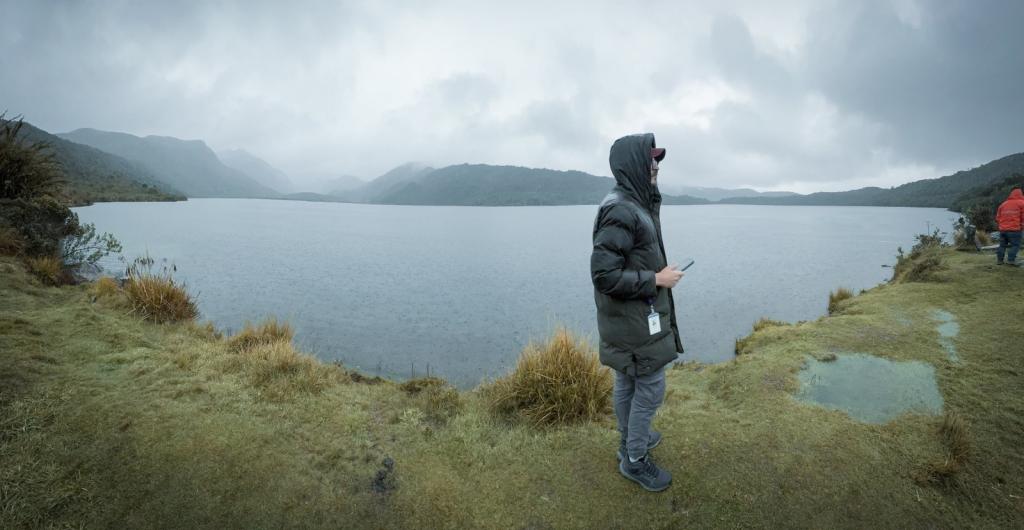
left=228, top=317, right=294, bottom=353
left=25, top=255, right=66, bottom=285
left=0, top=197, right=81, bottom=257
left=485, top=328, right=611, bottom=427
left=122, top=256, right=198, bottom=323
left=892, top=229, right=947, bottom=283
left=0, top=115, right=65, bottom=201
left=0, top=225, right=24, bottom=255
left=61, top=222, right=121, bottom=270
left=828, top=288, right=854, bottom=315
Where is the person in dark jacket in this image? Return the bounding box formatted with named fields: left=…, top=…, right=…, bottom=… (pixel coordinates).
left=591, top=133, right=684, bottom=492
left=995, top=188, right=1024, bottom=266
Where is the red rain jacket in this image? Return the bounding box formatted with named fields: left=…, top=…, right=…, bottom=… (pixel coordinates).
left=996, top=188, right=1024, bottom=231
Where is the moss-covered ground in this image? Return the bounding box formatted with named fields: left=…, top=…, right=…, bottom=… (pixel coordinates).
left=1, top=250, right=1022, bottom=528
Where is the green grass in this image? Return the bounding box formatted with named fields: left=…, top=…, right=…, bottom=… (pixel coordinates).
left=1, top=250, right=1022, bottom=528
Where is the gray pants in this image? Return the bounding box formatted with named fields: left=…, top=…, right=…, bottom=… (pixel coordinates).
left=613, top=366, right=667, bottom=461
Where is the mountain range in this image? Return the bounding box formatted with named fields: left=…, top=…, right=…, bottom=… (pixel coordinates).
left=59, top=129, right=277, bottom=198
left=12, top=121, right=1023, bottom=212
left=718, top=153, right=1024, bottom=208
left=8, top=120, right=184, bottom=206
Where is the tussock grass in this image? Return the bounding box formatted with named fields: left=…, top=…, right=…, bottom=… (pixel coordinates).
left=401, top=378, right=463, bottom=424
left=92, top=276, right=120, bottom=298
left=484, top=328, right=611, bottom=427
left=24, top=255, right=65, bottom=285
left=919, top=411, right=972, bottom=485
left=827, top=287, right=854, bottom=315
left=123, top=274, right=198, bottom=323
left=223, top=340, right=339, bottom=398
left=228, top=317, right=294, bottom=353
left=400, top=377, right=448, bottom=394
left=187, top=320, right=222, bottom=341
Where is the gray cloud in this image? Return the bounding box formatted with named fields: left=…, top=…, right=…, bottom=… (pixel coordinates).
left=1, top=0, right=1020, bottom=192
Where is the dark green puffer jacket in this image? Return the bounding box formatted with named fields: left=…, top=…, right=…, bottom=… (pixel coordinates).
left=590, top=133, right=683, bottom=376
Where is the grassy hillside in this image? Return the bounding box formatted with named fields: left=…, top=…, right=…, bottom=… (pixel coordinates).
left=723, top=152, right=1024, bottom=208
left=9, top=121, right=184, bottom=206
left=1, top=249, right=1021, bottom=528
left=950, top=173, right=1024, bottom=213
left=59, top=129, right=277, bottom=199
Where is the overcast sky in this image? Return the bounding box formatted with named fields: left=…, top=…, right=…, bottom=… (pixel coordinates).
left=2, top=0, right=1021, bottom=192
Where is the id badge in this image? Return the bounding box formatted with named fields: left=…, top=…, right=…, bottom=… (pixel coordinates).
left=648, top=309, right=661, bottom=335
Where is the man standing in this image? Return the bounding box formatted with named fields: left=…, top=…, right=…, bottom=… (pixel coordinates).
left=591, top=133, right=684, bottom=492
left=996, top=187, right=1024, bottom=266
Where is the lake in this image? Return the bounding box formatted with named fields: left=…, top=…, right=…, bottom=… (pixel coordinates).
left=75, top=199, right=956, bottom=388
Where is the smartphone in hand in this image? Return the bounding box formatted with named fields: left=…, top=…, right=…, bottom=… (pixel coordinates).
left=677, top=259, right=695, bottom=272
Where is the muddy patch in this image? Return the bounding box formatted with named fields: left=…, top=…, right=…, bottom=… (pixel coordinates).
left=796, top=353, right=943, bottom=424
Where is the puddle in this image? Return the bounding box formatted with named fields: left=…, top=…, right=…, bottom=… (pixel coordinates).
left=795, top=353, right=943, bottom=424
left=931, top=309, right=960, bottom=361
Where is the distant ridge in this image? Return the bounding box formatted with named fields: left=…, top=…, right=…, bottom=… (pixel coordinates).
left=343, top=163, right=708, bottom=206
left=8, top=120, right=184, bottom=205
left=59, top=128, right=277, bottom=198
left=718, top=153, right=1024, bottom=208
left=218, top=149, right=292, bottom=194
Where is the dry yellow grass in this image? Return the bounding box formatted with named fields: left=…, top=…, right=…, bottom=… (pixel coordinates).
left=485, top=327, right=611, bottom=427
left=93, top=276, right=120, bottom=298
left=222, top=340, right=339, bottom=398
left=123, top=274, right=198, bottom=323
left=920, top=411, right=972, bottom=485
left=24, top=255, right=64, bottom=285
left=228, top=317, right=294, bottom=353
left=827, top=287, right=854, bottom=315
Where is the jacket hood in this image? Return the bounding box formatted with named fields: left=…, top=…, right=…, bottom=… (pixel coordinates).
left=1009, top=188, right=1023, bottom=200
left=609, top=133, right=661, bottom=209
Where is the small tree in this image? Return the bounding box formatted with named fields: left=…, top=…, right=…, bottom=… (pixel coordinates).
left=61, top=221, right=122, bottom=269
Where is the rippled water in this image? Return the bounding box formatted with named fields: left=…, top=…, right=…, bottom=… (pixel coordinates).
left=75, top=199, right=955, bottom=387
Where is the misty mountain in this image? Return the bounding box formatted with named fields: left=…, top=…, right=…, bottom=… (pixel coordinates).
left=366, top=163, right=707, bottom=206
left=9, top=120, right=184, bottom=205
left=218, top=149, right=292, bottom=193
left=339, top=162, right=435, bottom=202
left=659, top=184, right=796, bottom=202
left=312, top=174, right=365, bottom=195
left=720, top=153, right=1024, bottom=208
left=59, top=129, right=277, bottom=198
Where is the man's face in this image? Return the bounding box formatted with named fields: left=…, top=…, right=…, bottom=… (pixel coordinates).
left=650, top=158, right=660, bottom=185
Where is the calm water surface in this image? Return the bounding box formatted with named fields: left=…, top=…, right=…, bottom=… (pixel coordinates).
left=75, top=199, right=955, bottom=388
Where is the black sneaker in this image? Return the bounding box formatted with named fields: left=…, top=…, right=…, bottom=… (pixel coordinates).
left=617, top=431, right=662, bottom=461
left=619, top=453, right=672, bottom=492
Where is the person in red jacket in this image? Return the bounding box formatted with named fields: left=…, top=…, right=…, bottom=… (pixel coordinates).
left=995, top=188, right=1024, bottom=266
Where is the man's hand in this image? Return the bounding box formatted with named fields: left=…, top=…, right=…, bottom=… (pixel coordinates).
left=655, top=264, right=684, bottom=288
